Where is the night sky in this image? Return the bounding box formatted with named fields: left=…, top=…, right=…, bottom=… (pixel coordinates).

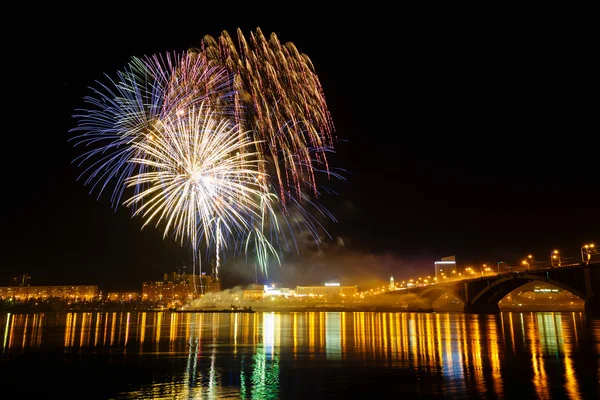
left=3, top=7, right=597, bottom=292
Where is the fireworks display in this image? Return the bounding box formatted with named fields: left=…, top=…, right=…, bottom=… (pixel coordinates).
left=70, top=52, right=235, bottom=209
left=197, top=27, right=337, bottom=204
left=69, top=28, right=340, bottom=286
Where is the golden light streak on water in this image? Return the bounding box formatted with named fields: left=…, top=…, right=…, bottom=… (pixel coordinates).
left=425, top=314, right=436, bottom=366
left=94, top=313, right=101, bottom=346
left=252, top=313, right=259, bottom=345
left=529, top=313, right=549, bottom=399
left=373, top=313, right=380, bottom=359
left=571, top=312, right=579, bottom=347
left=419, top=314, right=429, bottom=365
left=382, top=313, right=389, bottom=354
left=470, top=317, right=485, bottom=395
left=2, top=313, right=11, bottom=350
left=460, top=316, right=469, bottom=374
left=30, top=314, right=36, bottom=348
left=79, top=313, right=88, bottom=348
left=8, top=314, right=17, bottom=350
left=184, top=313, right=191, bottom=343
left=455, top=315, right=465, bottom=381
left=487, top=317, right=503, bottom=397
left=443, top=313, right=457, bottom=378
left=401, top=313, right=409, bottom=360
left=103, top=313, right=109, bottom=345
left=139, top=312, right=146, bottom=346
left=308, top=312, right=315, bottom=358
left=110, top=312, right=117, bottom=346
left=169, top=312, right=177, bottom=345
left=64, top=313, right=73, bottom=348
left=21, top=315, right=29, bottom=349
left=211, top=314, right=221, bottom=345
left=124, top=312, right=130, bottom=348
left=233, top=313, right=238, bottom=350
left=435, top=313, right=443, bottom=369
left=71, top=313, right=78, bottom=347
left=154, top=312, right=163, bottom=345
left=353, top=312, right=360, bottom=353
left=500, top=312, right=505, bottom=340
left=195, top=314, right=203, bottom=348
left=341, top=312, right=347, bottom=359
left=409, top=314, right=418, bottom=366
left=562, top=318, right=582, bottom=400
left=508, top=312, right=516, bottom=353
left=319, top=312, right=325, bottom=353
left=389, top=313, right=398, bottom=358
left=369, top=313, right=377, bottom=358
left=116, top=313, right=123, bottom=345
left=292, top=312, right=297, bottom=356
left=34, top=314, right=43, bottom=348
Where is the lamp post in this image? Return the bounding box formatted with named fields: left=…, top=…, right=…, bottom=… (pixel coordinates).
left=551, top=249, right=561, bottom=268
left=581, top=243, right=595, bottom=265
left=521, top=254, right=533, bottom=271
left=481, top=264, right=488, bottom=277
left=464, top=266, right=473, bottom=278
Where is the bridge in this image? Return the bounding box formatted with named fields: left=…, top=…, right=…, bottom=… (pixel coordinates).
left=380, top=261, right=600, bottom=315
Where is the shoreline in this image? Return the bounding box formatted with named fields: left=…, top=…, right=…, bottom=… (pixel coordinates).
left=0, top=306, right=585, bottom=315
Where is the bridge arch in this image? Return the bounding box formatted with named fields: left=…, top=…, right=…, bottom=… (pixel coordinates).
left=418, top=286, right=467, bottom=307
left=467, top=274, right=586, bottom=314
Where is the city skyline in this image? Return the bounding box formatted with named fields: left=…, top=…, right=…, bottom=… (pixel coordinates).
left=3, top=8, right=598, bottom=292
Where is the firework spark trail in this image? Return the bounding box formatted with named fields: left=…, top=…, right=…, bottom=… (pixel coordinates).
left=123, top=104, right=268, bottom=248
left=197, top=27, right=336, bottom=204
left=69, top=51, right=236, bottom=210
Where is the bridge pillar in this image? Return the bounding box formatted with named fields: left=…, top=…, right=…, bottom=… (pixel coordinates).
left=583, top=266, right=600, bottom=316
left=584, top=296, right=600, bottom=317
left=464, top=302, right=500, bottom=315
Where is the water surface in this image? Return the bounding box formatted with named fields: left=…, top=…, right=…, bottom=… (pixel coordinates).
left=1, top=311, right=598, bottom=399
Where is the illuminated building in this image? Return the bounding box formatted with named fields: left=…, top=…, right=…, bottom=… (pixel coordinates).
left=295, top=283, right=357, bottom=298
left=435, top=255, right=456, bottom=280
left=142, top=271, right=221, bottom=301
left=0, top=285, right=99, bottom=300
left=390, top=276, right=395, bottom=291
left=106, top=292, right=141, bottom=301
left=264, top=285, right=293, bottom=298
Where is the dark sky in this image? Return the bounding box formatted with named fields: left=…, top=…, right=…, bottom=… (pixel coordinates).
left=3, top=7, right=597, bottom=292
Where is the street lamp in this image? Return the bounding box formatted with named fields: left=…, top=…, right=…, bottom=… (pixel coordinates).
left=521, top=254, right=533, bottom=271
left=481, top=264, right=488, bottom=277
left=550, top=249, right=561, bottom=268
left=581, top=243, right=596, bottom=265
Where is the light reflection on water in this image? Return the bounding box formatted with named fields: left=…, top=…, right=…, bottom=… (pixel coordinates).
left=0, top=311, right=598, bottom=399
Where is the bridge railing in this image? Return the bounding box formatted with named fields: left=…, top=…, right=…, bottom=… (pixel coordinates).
left=436, top=260, right=598, bottom=285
